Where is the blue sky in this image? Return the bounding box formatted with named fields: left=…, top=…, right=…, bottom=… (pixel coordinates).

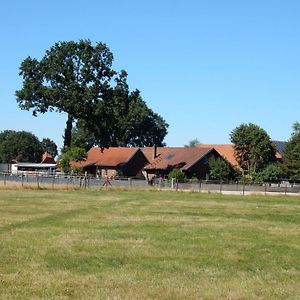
left=1, top=0, right=300, bottom=149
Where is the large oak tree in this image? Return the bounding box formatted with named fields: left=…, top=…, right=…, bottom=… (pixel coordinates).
left=16, top=40, right=168, bottom=149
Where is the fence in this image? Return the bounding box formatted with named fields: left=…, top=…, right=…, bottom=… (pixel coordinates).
left=1, top=172, right=300, bottom=196
left=165, top=180, right=300, bottom=195
left=0, top=173, right=148, bottom=190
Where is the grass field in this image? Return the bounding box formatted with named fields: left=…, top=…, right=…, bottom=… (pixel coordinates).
left=0, top=189, right=299, bottom=299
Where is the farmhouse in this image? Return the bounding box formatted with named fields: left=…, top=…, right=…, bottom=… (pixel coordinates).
left=71, top=147, right=148, bottom=179
left=142, top=146, right=228, bottom=180
left=72, top=146, right=234, bottom=180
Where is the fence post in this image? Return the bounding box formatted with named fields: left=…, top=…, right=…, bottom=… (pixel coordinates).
left=4, top=174, right=6, bottom=186
left=37, top=173, right=40, bottom=189
left=176, top=179, right=178, bottom=192
left=157, top=177, right=161, bottom=190
left=171, top=178, right=174, bottom=190
left=52, top=176, right=55, bottom=190
left=242, top=180, right=245, bottom=196
left=199, top=180, right=202, bottom=192
left=264, top=183, right=267, bottom=195
left=285, top=184, right=287, bottom=195
left=220, top=180, right=223, bottom=193
left=21, top=174, right=24, bottom=187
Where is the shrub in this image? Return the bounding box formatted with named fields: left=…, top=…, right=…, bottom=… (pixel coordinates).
left=58, top=147, right=87, bottom=173
left=208, top=157, right=232, bottom=181
left=167, top=168, right=186, bottom=183
left=253, top=163, right=282, bottom=183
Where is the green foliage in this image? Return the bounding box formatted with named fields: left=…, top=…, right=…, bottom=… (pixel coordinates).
left=41, top=138, right=58, bottom=157
left=16, top=40, right=115, bottom=117
left=81, top=72, right=168, bottom=147
left=71, top=121, right=97, bottom=151
left=167, top=168, right=186, bottom=182
left=16, top=40, right=115, bottom=148
left=282, top=122, right=300, bottom=180
left=184, top=138, right=200, bottom=148
left=252, top=163, right=282, bottom=183
left=58, top=147, right=87, bottom=173
left=230, top=123, right=276, bottom=176
left=292, top=121, right=300, bottom=134
left=16, top=40, right=168, bottom=148
left=0, top=130, right=44, bottom=163
left=70, top=166, right=84, bottom=175
left=208, top=157, right=233, bottom=181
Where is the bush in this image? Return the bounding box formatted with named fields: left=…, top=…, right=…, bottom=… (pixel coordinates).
left=58, top=147, right=87, bottom=173
left=167, top=168, right=186, bottom=183
left=252, top=163, right=282, bottom=183
left=208, top=157, right=232, bottom=181
left=70, top=166, right=84, bottom=175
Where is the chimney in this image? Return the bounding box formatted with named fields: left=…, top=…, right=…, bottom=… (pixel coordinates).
left=153, top=145, right=157, bottom=160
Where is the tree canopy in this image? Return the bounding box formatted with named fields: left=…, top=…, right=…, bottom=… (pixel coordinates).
left=16, top=40, right=168, bottom=149
left=167, top=168, right=186, bottom=183
left=71, top=121, right=97, bottom=152
left=208, top=157, right=234, bottom=181
left=282, top=122, right=300, bottom=180
left=230, top=123, right=276, bottom=176
left=58, top=147, right=87, bottom=173
left=0, top=130, right=44, bottom=163
left=252, top=163, right=282, bottom=183
left=41, top=138, right=58, bottom=157
left=78, top=73, right=168, bottom=148
left=184, top=138, right=200, bottom=148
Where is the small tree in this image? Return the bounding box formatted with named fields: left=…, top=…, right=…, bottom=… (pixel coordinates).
left=70, top=166, right=84, bottom=175
left=208, top=157, right=233, bottom=181
left=167, top=168, right=186, bottom=182
left=230, top=123, right=276, bottom=176
left=252, top=163, right=282, bottom=183
left=58, top=147, right=87, bottom=173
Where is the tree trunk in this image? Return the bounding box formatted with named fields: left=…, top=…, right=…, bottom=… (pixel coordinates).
left=63, top=114, right=73, bottom=148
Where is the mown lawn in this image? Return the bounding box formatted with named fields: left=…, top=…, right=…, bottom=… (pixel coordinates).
left=0, top=189, right=299, bottom=299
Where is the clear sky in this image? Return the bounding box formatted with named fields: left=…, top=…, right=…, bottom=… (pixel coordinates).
left=1, top=0, right=300, bottom=150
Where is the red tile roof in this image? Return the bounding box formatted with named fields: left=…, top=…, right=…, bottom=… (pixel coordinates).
left=41, top=152, right=56, bottom=164
left=142, top=147, right=213, bottom=170
left=197, top=144, right=239, bottom=169
left=198, top=144, right=281, bottom=169
left=71, top=147, right=140, bottom=168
